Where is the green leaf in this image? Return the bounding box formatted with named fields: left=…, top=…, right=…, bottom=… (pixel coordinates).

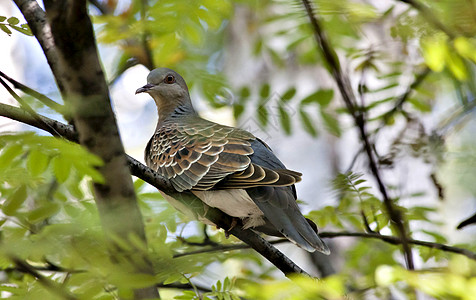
left=7, top=17, right=19, bottom=25
left=9, top=24, right=33, bottom=36
left=257, top=106, right=268, bottom=127
left=281, top=87, right=296, bottom=102
left=74, top=162, right=105, bottom=183
left=53, top=156, right=72, bottom=183
left=109, top=273, right=158, bottom=289
left=421, top=230, right=447, bottom=243
left=259, top=83, right=270, bottom=99
left=3, top=185, right=27, bottom=216
left=299, top=109, right=318, bottom=137
left=445, top=52, right=467, bottom=80
left=267, top=47, right=284, bottom=67
left=422, top=36, right=447, bottom=72
left=0, top=143, right=23, bottom=169
left=0, top=24, right=12, bottom=35
left=238, top=86, right=251, bottom=102
left=233, top=104, right=245, bottom=120
left=197, top=8, right=222, bottom=30
left=27, top=202, right=60, bottom=223
left=278, top=105, right=291, bottom=135
left=183, top=23, right=203, bottom=45
left=369, top=83, right=399, bottom=93
left=0, top=16, right=6, bottom=22
left=164, top=273, right=183, bottom=285
left=175, top=290, right=196, bottom=300
left=223, top=277, right=230, bottom=290
left=253, top=39, right=263, bottom=55
left=300, top=89, right=334, bottom=107
left=320, top=109, right=341, bottom=137
left=27, top=149, right=50, bottom=176
left=454, top=37, right=476, bottom=63
left=133, top=178, right=146, bottom=191
left=408, top=98, right=431, bottom=112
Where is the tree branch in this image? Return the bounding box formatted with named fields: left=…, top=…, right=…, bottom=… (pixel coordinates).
left=174, top=231, right=476, bottom=261
left=0, top=76, right=62, bottom=138
left=301, top=0, right=415, bottom=269
left=139, top=0, right=155, bottom=70
left=10, top=256, right=77, bottom=300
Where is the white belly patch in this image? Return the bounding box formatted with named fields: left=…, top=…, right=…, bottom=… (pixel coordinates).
left=192, top=189, right=265, bottom=229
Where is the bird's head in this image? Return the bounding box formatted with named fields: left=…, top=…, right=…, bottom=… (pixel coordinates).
left=136, top=68, right=190, bottom=99
left=136, top=68, right=194, bottom=120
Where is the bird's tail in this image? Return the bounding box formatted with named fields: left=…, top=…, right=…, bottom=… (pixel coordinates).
left=248, top=186, right=330, bottom=254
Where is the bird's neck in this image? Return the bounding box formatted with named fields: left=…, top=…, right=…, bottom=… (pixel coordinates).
left=155, top=97, right=196, bottom=125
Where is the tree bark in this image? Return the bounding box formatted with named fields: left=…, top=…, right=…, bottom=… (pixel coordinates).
left=14, top=0, right=159, bottom=298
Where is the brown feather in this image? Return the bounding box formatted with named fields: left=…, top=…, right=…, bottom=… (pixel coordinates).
left=222, top=143, right=254, bottom=155
left=186, top=162, right=210, bottom=177
left=215, top=153, right=250, bottom=169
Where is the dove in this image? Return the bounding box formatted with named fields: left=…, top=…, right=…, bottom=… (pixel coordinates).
left=136, top=68, right=329, bottom=254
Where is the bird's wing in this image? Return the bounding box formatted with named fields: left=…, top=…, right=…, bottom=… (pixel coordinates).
left=146, top=118, right=302, bottom=192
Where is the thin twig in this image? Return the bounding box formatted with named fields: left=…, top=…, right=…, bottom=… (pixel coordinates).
left=345, top=145, right=365, bottom=173
left=0, top=70, right=64, bottom=113
left=10, top=256, right=78, bottom=300
left=382, top=67, right=431, bottom=122
left=457, top=213, right=476, bottom=230
left=177, top=236, right=219, bottom=247
left=0, top=102, right=77, bottom=140
left=140, top=0, right=154, bottom=70
left=173, top=240, right=288, bottom=258
left=174, top=231, right=476, bottom=261
left=301, top=0, right=415, bottom=269
left=5, top=263, right=84, bottom=274
left=0, top=77, right=62, bottom=137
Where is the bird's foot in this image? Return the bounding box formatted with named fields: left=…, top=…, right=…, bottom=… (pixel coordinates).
left=224, top=218, right=238, bottom=239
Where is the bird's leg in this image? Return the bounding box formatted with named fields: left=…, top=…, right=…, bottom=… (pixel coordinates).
left=224, top=217, right=239, bottom=238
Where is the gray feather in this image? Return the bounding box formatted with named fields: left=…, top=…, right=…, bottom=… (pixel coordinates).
left=246, top=140, right=330, bottom=254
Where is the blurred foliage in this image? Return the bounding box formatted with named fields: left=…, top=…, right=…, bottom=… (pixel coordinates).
left=2, top=0, right=476, bottom=299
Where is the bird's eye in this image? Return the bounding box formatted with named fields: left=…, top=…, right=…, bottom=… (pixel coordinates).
left=164, top=75, right=175, bottom=84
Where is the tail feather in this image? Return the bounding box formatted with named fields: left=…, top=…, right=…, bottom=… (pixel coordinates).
left=247, top=186, right=330, bottom=254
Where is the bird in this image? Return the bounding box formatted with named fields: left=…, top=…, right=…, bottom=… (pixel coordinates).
left=136, top=68, right=330, bottom=254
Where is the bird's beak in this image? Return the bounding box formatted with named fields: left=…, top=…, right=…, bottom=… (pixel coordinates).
left=135, top=84, right=154, bottom=94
